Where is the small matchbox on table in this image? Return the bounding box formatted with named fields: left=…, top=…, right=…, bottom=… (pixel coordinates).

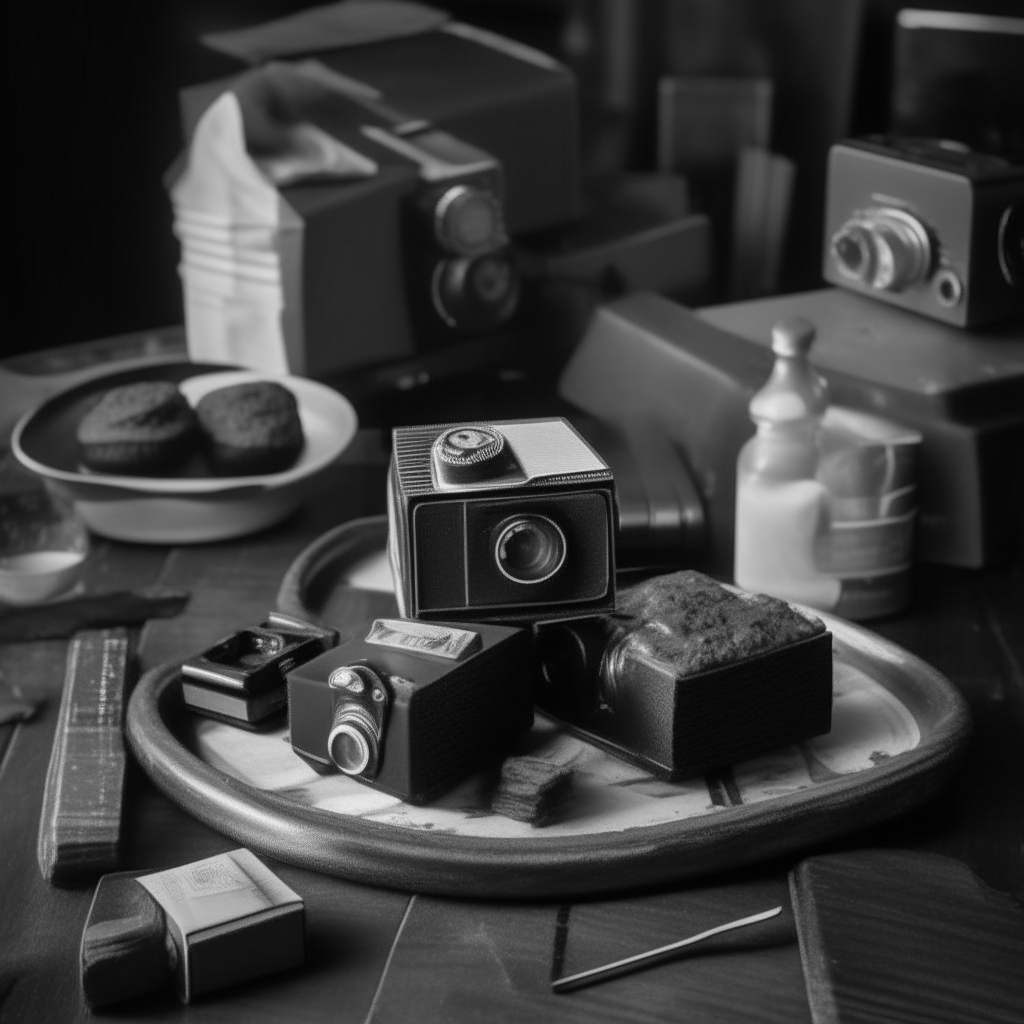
left=180, top=612, right=337, bottom=728
left=80, top=848, right=305, bottom=1009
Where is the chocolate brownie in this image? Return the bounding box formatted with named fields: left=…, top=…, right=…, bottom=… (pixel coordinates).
left=613, top=569, right=826, bottom=675
left=195, top=381, right=304, bottom=475
left=76, top=381, right=198, bottom=475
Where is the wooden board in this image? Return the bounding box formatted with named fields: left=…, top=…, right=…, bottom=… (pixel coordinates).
left=37, top=628, right=130, bottom=885
left=124, top=518, right=972, bottom=899
left=790, top=850, right=1024, bottom=1024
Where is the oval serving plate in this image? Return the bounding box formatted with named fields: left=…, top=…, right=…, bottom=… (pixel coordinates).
left=126, top=516, right=972, bottom=899
left=11, top=362, right=357, bottom=544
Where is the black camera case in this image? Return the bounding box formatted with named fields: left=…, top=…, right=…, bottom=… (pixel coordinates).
left=287, top=618, right=535, bottom=805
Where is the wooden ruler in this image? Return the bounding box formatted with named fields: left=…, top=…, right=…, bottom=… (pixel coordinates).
left=37, top=628, right=130, bottom=885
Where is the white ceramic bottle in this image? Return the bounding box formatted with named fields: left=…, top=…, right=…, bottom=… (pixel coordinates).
left=733, top=317, right=842, bottom=609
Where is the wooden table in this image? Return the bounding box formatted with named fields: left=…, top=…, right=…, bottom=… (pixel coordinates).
left=1, top=335, right=1021, bottom=1023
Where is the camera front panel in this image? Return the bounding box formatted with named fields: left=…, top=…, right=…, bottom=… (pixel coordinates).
left=823, top=141, right=1024, bottom=327
left=410, top=488, right=614, bottom=619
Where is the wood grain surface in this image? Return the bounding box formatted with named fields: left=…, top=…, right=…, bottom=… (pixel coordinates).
left=2, top=369, right=1023, bottom=1024
left=790, top=850, right=1024, bottom=1024
left=36, top=628, right=130, bottom=884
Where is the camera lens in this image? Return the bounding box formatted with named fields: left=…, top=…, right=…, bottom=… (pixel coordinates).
left=494, top=515, right=566, bottom=584
left=327, top=665, right=385, bottom=778
left=831, top=209, right=932, bottom=292
left=432, top=253, right=519, bottom=331
left=328, top=704, right=380, bottom=776
left=998, top=203, right=1023, bottom=290
left=434, top=185, right=504, bottom=257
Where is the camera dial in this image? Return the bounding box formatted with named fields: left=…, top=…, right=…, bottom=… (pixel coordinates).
left=431, top=252, right=519, bottom=331
left=494, top=515, right=567, bottom=584
left=432, top=425, right=514, bottom=485
left=327, top=665, right=388, bottom=778
left=831, top=207, right=932, bottom=292
left=433, top=185, right=506, bottom=257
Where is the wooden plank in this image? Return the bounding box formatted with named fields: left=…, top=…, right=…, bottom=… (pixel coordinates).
left=790, top=850, right=1024, bottom=1024
left=36, top=629, right=130, bottom=884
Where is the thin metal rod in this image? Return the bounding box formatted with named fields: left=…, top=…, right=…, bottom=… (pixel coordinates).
left=551, top=905, right=783, bottom=994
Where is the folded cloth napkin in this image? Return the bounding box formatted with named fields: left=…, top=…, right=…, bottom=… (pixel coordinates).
left=169, top=61, right=378, bottom=371
left=201, top=0, right=450, bottom=64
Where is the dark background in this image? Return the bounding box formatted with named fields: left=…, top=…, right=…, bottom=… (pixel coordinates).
left=7, top=0, right=1022, bottom=357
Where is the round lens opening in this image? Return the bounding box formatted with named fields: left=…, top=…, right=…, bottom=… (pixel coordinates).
left=834, top=232, right=865, bottom=274
left=329, top=722, right=371, bottom=775
left=494, top=515, right=566, bottom=584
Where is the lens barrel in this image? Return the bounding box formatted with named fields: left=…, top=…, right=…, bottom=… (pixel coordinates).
left=494, top=515, right=567, bottom=584
left=327, top=666, right=386, bottom=777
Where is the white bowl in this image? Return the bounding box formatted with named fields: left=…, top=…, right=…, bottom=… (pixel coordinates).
left=11, top=365, right=358, bottom=544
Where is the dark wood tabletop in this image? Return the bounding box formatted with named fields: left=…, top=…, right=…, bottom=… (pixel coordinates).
left=1, top=333, right=1021, bottom=1024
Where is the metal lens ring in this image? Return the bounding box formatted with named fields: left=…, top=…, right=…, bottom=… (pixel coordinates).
left=328, top=704, right=379, bottom=776
left=494, top=514, right=567, bottom=585
left=433, top=185, right=504, bottom=257
left=832, top=208, right=932, bottom=292
left=433, top=426, right=505, bottom=468
left=430, top=254, right=519, bottom=330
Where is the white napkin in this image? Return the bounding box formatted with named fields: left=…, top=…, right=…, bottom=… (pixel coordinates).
left=170, top=68, right=377, bottom=373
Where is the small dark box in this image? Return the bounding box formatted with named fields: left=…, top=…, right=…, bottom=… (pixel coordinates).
left=535, top=572, right=833, bottom=780
left=181, top=613, right=338, bottom=728
left=288, top=617, right=536, bottom=805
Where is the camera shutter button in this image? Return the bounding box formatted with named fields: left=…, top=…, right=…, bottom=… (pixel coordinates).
left=432, top=426, right=512, bottom=484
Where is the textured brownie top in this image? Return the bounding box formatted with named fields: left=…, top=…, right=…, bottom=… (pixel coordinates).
left=77, top=382, right=196, bottom=444
left=195, top=382, right=302, bottom=449
left=612, top=570, right=826, bottom=675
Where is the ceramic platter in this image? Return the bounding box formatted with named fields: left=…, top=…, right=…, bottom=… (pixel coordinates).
left=11, top=361, right=357, bottom=544
left=127, top=516, right=972, bottom=899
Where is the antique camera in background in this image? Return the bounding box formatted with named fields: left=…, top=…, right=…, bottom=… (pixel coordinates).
left=823, top=136, right=1024, bottom=328
left=387, top=417, right=617, bottom=624
left=287, top=617, right=535, bottom=804
left=176, top=19, right=579, bottom=381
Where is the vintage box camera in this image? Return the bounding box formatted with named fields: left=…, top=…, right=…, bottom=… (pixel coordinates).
left=176, top=11, right=580, bottom=380
left=287, top=617, right=536, bottom=805
left=174, top=76, right=520, bottom=379
left=387, top=417, right=618, bottom=624
left=533, top=572, right=833, bottom=780
left=181, top=613, right=339, bottom=728
left=823, top=136, right=1024, bottom=328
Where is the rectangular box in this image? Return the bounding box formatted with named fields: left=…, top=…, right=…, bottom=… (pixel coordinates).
left=288, top=619, right=536, bottom=805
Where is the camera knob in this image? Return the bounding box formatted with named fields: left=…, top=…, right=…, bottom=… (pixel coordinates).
left=431, top=252, right=520, bottom=332
left=433, top=185, right=506, bottom=257
left=831, top=208, right=932, bottom=292
left=432, top=425, right=515, bottom=485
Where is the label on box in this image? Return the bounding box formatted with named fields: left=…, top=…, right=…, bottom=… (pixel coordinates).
left=137, top=849, right=298, bottom=938
left=365, top=618, right=481, bottom=659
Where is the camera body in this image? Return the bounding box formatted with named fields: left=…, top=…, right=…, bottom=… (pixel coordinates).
left=387, top=417, right=618, bottom=624
left=287, top=617, right=535, bottom=804
left=823, top=136, right=1024, bottom=327
left=534, top=574, right=833, bottom=780
left=268, top=119, right=519, bottom=378
left=181, top=613, right=338, bottom=728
